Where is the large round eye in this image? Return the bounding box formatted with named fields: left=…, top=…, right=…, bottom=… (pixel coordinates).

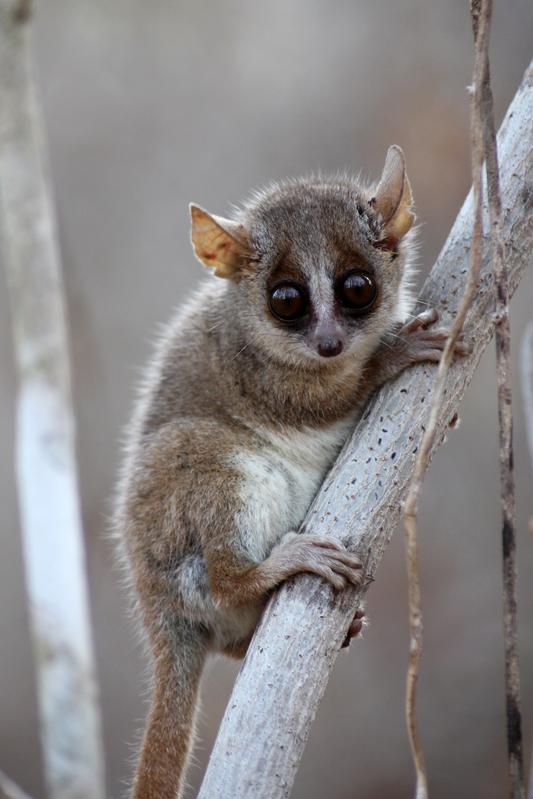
left=269, top=284, right=308, bottom=321
left=338, top=271, right=377, bottom=312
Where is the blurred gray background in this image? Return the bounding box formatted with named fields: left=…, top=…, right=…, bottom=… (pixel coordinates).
left=1, top=1, right=532, bottom=797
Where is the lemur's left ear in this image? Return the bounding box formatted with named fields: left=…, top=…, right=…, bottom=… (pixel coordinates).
left=189, top=204, right=249, bottom=279
left=370, top=145, right=415, bottom=249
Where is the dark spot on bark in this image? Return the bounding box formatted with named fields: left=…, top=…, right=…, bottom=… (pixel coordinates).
left=506, top=694, right=523, bottom=759
left=520, top=183, right=533, bottom=212
left=502, top=516, right=514, bottom=561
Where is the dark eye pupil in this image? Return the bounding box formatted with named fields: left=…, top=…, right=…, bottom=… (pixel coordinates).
left=340, top=272, right=376, bottom=311
left=269, top=285, right=306, bottom=321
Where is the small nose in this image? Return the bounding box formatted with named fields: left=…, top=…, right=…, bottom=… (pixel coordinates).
left=317, top=338, right=343, bottom=358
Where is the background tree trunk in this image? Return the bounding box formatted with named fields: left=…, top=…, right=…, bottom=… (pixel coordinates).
left=0, top=4, right=105, bottom=798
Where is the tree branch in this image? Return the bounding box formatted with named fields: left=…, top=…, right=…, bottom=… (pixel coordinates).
left=197, top=59, right=533, bottom=799
left=0, top=4, right=105, bottom=798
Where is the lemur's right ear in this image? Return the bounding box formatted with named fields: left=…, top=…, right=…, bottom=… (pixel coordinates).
left=369, top=145, right=415, bottom=249
left=189, top=204, right=249, bottom=279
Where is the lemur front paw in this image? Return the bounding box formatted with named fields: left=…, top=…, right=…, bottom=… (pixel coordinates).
left=275, top=533, right=363, bottom=591
left=394, top=307, right=472, bottom=367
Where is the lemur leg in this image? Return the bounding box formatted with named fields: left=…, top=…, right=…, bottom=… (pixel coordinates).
left=221, top=632, right=255, bottom=660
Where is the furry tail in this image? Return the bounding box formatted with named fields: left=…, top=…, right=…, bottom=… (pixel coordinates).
left=132, top=624, right=208, bottom=799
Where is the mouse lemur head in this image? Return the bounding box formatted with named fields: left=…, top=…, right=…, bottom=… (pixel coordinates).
left=190, top=146, right=417, bottom=369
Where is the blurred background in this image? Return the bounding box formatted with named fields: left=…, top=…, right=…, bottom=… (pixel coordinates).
left=1, top=1, right=532, bottom=797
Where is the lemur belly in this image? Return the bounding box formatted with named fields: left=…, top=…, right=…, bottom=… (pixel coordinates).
left=231, top=416, right=356, bottom=562
left=211, top=417, right=355, bottom=650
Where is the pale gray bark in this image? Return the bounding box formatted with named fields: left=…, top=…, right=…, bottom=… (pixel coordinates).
left=198, top=59, right=533, bottom=799
left=0, top=4, right=105, bottom=798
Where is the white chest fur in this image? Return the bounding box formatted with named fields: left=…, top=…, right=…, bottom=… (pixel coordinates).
left=230, top=417, right=355, bottom=562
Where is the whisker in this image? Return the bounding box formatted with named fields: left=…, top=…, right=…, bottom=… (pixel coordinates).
left=385, top=331, right=403, bottom=343
left=232, top=342, right=251, bottom=361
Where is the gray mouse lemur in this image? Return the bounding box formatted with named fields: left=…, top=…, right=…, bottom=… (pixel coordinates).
left=114, top=146, right=468, bottom=799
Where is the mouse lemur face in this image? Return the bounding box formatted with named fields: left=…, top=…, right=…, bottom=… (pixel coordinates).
left=190, top=147, right=416, bottom=368
left=266, top=260, right=379, bottom=360
left=242, top=186, right=411, bottom=366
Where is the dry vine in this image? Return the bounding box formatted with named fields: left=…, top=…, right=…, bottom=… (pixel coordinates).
left=403, top=1, right=526, bottom=797
left=401, top=2, right=489, bottom=795
left=472, top=0, right=526, bottom=794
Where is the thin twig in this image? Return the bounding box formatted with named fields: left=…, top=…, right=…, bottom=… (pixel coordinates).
left=472, top=1, right=526, bottom=795
left=401, top=2, right=490, bottom=795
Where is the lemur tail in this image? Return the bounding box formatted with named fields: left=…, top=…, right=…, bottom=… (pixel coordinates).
left=131, top=626, right=207, bottom=799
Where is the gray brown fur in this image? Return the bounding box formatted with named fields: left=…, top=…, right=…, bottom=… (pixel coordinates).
left=113, top=147, right=466, bottom=798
